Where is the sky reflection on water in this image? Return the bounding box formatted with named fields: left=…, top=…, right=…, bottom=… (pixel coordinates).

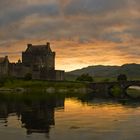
left=0, top=93, right=140, bottom=140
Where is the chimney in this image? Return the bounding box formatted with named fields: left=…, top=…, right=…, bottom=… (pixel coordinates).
left=47, top=42, right=50, bottom=47
left=27, top=44, right=32, bottom=48
left=5, top=56, right=9, bottom=63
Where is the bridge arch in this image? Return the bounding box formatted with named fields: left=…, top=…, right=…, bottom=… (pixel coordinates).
left=125, top=84, right=140, bottom=98
left=124, top=84, right=140, bottom=90
left=90, top=81, right=140, bottom=98
left=108, top=84, right=127, bottom=98
left=108, top=85, right=116, bottom=97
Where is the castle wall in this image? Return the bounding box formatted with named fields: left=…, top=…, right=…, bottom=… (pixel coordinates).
left=32, top=71, right=40, bottom=80
left=55, top=70, right=65, bottom=81
left=22, top=43, right=55, bottom=70
left=0, top=57, right=9, bottom=77
left=9, top=63, right=31, bottom=78
left=0, top=43, right=64, bottom=81
left=39, top=69, right=56, bottom=80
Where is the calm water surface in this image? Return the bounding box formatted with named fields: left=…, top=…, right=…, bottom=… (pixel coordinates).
left=0, top=92, right=140, bottom=140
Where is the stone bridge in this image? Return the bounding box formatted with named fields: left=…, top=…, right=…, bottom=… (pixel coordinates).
left=89, top=81, right=140, bottom=98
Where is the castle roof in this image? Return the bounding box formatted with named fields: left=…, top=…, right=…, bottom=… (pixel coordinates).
left=25, top=42, right=53, bottom=54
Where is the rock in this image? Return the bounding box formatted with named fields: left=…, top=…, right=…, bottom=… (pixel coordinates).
left=58, top=89, right=68, bottom=93
left=46, top=87, right=56, bottom=93
left=0, top=88, right=13, bottom=93
left=14, top=87, right=26, bottom=93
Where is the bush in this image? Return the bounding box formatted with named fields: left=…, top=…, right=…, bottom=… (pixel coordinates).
left=102, top=78, right=110, bottom=82
left=76, top=73, right=93, bottom=82
left=110, top=86, right=122, bottom=97
left=24, top=73, right=32, bottom=81
left=0, top=76, right=15, bottom=87
left=117, top=74, right=127, bottom=82
left=0, top=78, right=6, bottom=87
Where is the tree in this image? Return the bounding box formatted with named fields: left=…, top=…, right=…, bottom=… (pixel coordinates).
left=24, top=73, right=32, bottom=81
left=0, top=77, right=6, bottom=87
left=0, top=76, right=14, bottom=87
left=117, top=74, right=127, bottom=82
left=76, top=73, right=93, bottom=82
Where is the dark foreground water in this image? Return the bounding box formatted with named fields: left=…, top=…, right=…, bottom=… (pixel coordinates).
left=0, top=92, right=140, bottom=140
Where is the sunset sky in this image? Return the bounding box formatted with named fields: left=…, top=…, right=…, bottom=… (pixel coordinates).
left=0, top=0, right=139, bottom=71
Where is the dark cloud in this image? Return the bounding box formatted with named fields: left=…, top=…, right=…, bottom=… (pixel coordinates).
left=0, top=0, right=139, bottom=42
left=0, top=4, right=59, bottom=26
left=63, top=0, right=127, bottom=16
left=0, top=0, right=139, bottom=70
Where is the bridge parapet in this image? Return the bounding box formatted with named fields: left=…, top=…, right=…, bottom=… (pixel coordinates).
left=89, top=81, right=140, bottom=98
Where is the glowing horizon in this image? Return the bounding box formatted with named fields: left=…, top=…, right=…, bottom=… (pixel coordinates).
left=0, top=0, right=139, bottom=71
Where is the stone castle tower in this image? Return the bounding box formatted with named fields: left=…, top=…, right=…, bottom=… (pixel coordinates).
left=0, top=42, right=64, bottom=81
left=22, top=42, right=55, bottom=70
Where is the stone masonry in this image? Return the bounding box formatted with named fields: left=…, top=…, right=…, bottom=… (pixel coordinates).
left=0, top=42, right=64, bottom=81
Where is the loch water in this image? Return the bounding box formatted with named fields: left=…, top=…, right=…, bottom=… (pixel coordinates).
left=0, top=91, right=140, bottom=140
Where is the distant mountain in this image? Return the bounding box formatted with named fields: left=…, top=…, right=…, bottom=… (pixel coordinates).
left=66, top=63, right=140, bottom=80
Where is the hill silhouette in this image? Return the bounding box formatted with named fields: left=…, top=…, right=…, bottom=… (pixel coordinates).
left=66, top=63, right=140, bottom=80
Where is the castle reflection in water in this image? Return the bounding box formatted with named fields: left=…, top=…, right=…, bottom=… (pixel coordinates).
left=0, top=93, right=65, bottom=135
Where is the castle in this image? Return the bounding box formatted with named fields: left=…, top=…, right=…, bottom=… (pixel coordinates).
left=0, top=42, right=64, bottom=80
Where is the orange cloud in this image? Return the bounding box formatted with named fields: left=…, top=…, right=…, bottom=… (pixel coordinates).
left=0, top=0, right=139, bottom=71
left=0, top=39, right=139, bottom=71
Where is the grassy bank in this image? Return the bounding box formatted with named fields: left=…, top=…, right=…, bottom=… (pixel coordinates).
left=0, top=79, right=91, bottom=94
left=0, top=79, right=94, bottom=103
left=2, top=79, right=86, bottom=88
